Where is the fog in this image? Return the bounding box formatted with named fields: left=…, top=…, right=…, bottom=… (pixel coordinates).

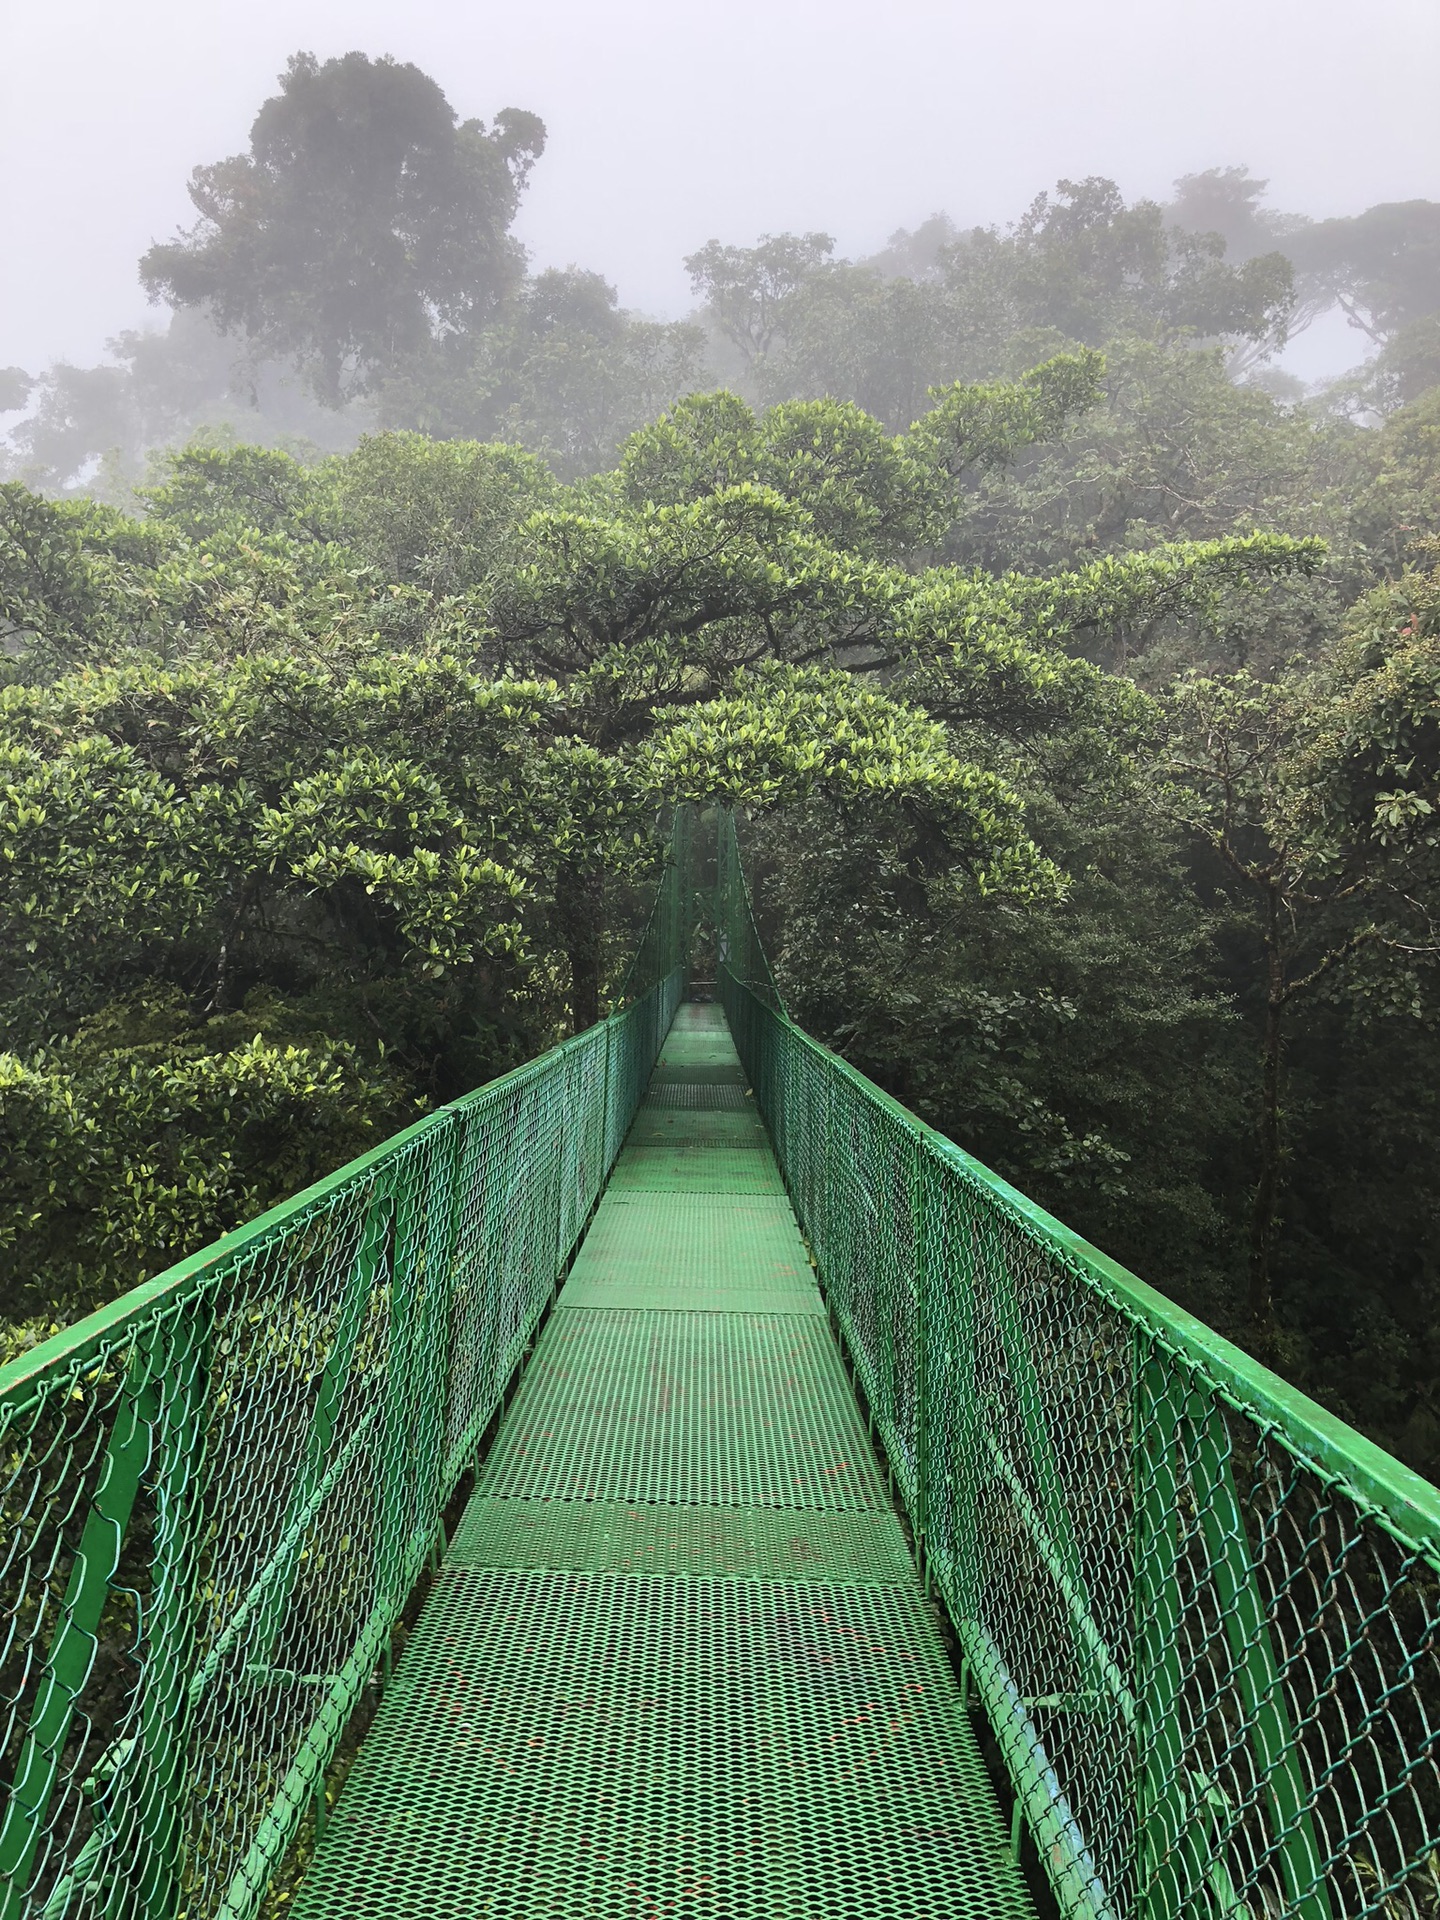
left=3, top=0, right=1438, bottom=380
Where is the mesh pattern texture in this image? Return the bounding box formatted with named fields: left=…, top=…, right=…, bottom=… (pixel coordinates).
left=0, top=825, right=695, bottom=1920
left=289, top=1565, right=1033, bottom=1920
left=718, top=808, right=1440, bottom=1920
left=287, top=998, right=1036, bottom=1920
left=9, top=806, right=1440, bottom=1920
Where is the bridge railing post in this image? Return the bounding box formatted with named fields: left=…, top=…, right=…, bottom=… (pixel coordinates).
left=910, top=1131, right=931, bottom=1571
left=1133, top=1345, right=1191, bottom=1920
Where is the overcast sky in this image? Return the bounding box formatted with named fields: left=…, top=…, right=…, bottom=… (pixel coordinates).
left=3, top=0, right=1438, bottom=382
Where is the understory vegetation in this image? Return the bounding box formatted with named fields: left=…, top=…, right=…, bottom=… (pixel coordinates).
left=5, top=51, right=1440, bottom=1478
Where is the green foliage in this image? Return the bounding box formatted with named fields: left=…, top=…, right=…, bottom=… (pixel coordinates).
left=641, top=664, right=1059, bottom=896
left=139, top=440, right=337, bottom=541
left=0, top=995, right=407, bottom=1321
left=0, top=484, right=113, bottom=663
left=5, top=367, right=1158, bottom=1324
left=8, top=54, right=1440, bottom=1474
left=326, top=431, right=556, bottom=595
left=744, top=705, right=1243, bottom=1323
left=140, top=52, right=546, bottom=402
left=490, top=480, right=897, bottom=703
left=376, top=270, right=710, bottom=481
left=729, top=179, right=1297, bottom=432
left=956, top=175, right=1295, bottom=351
left=1287, top=200, right=1440, bottom=346
left=684, top=232, right=837, bottom=366
left=906, top=349, right=1105, bottom=478
left=1344, top=386, right=1440, bottom=572
left=615, top=391, right=942, bottom=559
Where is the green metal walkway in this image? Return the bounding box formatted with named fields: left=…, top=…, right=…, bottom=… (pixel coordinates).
left=8, top=816, right=1440, bottom=1920
left=290, top=1002, right=1036, bottom=1919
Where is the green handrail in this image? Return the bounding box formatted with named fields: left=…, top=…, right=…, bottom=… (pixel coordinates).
left=0, top=825, right=693, bottom=1920
left=716, top=808, right=1440, bottom=1920
left=5, top=806, right=1439, bottom=1920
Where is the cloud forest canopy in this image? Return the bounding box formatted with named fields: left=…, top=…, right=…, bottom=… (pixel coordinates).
left=138, top=52, right=547, bottom=404
left=4, top=50, right=1440, bottom=1497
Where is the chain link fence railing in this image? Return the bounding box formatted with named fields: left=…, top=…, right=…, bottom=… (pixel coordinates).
left=0, top=824, right=693, bottom=1920
left=718, top=811, right=1440, bottom=1920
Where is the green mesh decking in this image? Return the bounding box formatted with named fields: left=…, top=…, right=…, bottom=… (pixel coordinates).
left=9, top=813, right=1440, bottom=1920
left=290, top=1003, right=1037, bottom=1920
left=447, top=1499, right=917, bottom=1583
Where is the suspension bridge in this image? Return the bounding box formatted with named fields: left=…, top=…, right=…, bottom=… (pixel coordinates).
left=2, top=815, right=1438, bottom=1919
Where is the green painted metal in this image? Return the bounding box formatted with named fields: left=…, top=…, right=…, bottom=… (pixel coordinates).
left=557, top=1180, right=820, bottom=1311
left=0, top=1339, right=159, bottom=1920
left=285, top=985, right=1035, bottom=1918
left=447, top=1497, right=917, bottom=1583
left=647, top=1060, right=748, bottom=1085
left=252, top=1193, right=393, bottom=1668
left=1187, top=1402, right=1333, bottom=1920
left=478, top=1307, right=889, bottom=1509
left=559, top=1275, right=825, bottom=1313
left=606, top=1144, right=786, bottom=1192
left=624, top=1107, right=769, bottom=1146
left=1134, top=1355, right=1190, bottom=1919
left=0, top=821, right=694, bottom=1920
left=291, top=1566, right=1034, bottom=1920
left=567, top=1192, right=812, bottom=1289
left=123, top=1310, right=211, bottom=1920
left=5, top=807, right=1440, bottom=1920
left=716, top=809, right=1440, bottom=1920
left=643, top=1081, right=750, bottom=1108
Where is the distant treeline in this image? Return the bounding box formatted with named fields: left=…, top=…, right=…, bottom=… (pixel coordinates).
left=3, top=51, right=1438, bottom=496
left=3, top=50, right=1440, bottom=1482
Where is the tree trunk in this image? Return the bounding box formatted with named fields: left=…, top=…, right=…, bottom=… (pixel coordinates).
left=559, top=863, right=604, bottom=1034
left=1248, top=907, right=1286, bottom=1337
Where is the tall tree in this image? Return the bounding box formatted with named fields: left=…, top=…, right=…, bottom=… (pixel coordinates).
left=1287, top=201, right=1440, bottom=347
left=684, top=232, right=836, bottom=368
left=140, top=52, right=545, bottom=403
left=1164, top=581, right=1440, bottom=1336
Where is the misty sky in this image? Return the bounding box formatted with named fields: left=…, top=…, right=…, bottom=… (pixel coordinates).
left=4, top=0, right=1439, bottom=384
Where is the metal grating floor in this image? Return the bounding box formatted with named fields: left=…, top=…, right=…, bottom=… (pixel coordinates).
left=608, top=1147, right=786, bottom=1193
left=479, top=1309, right=885, bottom=1507
left=625, top=1108, right=770, bottom=1147
left=644, top=1081, right=750, bottom=1109
left=570, top=1191, right=812, bottom=1277
left=448, top=1498, right=918, bottom=1583
left=292, top=1567, right=1034, bottom=1920
left=292, top=1002, right=1036, bottom=1920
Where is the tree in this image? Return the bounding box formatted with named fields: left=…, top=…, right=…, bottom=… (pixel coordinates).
left=1167, top=167, right=1297, bottom=263
left=684, top=232, right=836, bottom=368
left=754, top=265, right=962, bottom=428
left=741, top=694, right=1242, bottom=1313
left=741, top=181, right=1297, bottom=431
left=0, top=310, right=373, bottom=500
left=0, top=369, right=32, bottom=413
left=326, top=430, right=556, bottom=596
left=140, top=52, right=546, bottom=403
left=1344, top=384, right=1440, bottom=570
left=939, top=177, right=1295, bottom=356
left=0, top=364, right=1346, bottom=1396
left=611, top=355, right=1104, bottom=565
left=378, top=268, right=710, bottom=478
left=1164, top=579, right=1440, bottom=1334
left=479, top=365, right=1314, bottom=1020
left=1287, top=201, right=1440, bottom=347
left=1, top=484, right=114, bottom=661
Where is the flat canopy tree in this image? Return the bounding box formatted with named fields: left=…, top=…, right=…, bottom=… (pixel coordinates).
left=1163, top=568, right=1440, bottom=1337
left=0, top=360, right=1324, bottom=1325
left=140, top=52, right=546, bottom=403
left=1287, top=201, right=1440, bottom=347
